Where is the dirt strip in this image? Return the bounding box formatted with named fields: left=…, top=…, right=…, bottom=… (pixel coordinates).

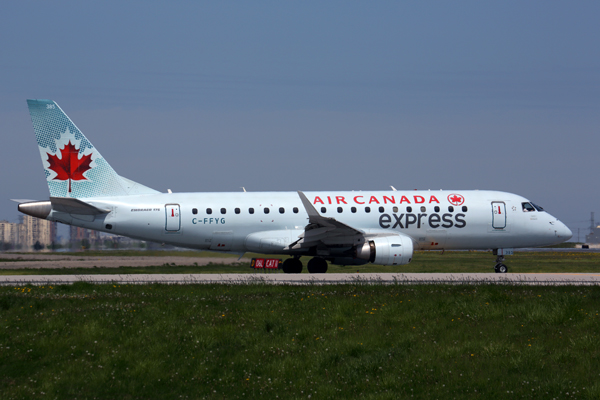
left=0, top=253, right=249, bottom=269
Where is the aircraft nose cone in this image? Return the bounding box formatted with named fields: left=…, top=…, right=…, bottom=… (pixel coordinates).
left=556, top=221, right=572, bottom=241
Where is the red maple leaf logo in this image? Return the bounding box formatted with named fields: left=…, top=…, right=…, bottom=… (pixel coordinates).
left=448, top=194, right=465, bottom=206
left=47, top=141, right=92, bottom=193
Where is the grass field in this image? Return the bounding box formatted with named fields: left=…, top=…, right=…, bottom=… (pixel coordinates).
left=1, top=282, right=599, bottom=399
left=1, top=250, right=600, bottom=275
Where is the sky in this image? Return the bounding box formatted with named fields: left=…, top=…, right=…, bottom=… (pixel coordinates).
left=1, top=1, right=598, bottom=241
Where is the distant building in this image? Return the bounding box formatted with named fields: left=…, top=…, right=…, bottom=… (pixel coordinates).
left=70, top=226, right=100, bottom=248
left=586, top=225, right=600, bottom=244
left=19, top=215, right=57, bottom=250
left=0, top=220, right=19, bottom=249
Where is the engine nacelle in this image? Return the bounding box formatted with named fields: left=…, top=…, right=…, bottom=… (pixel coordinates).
left=355, top=234, right=414, bottom=266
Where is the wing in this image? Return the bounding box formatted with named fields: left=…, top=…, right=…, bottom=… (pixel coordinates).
left=286, top=191, right=369, bottom=250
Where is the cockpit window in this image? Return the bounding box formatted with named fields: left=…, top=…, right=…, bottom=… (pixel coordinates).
left=522, top=202, right=536, bottom=212
left=531, top=203, right=544, bottom=212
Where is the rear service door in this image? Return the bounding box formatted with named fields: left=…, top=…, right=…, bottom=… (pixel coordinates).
left=165, top=204, right=181, bottom=232
left=491, top=202, right=506, bottom=229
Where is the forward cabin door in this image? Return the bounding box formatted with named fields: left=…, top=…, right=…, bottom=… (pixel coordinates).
left=491, top=202, right=506, bottom=229
left=165, top=204, right=181, bottom=232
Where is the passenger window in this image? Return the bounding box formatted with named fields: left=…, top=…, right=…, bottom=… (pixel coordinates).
left=264, top=207, right=270, bottom=214
left=420, top=206, right=426, bottom=212
left=235, top=208, right=240, bottom=214
left=249, top=208, right=254, bottom=214
left=379, top=206, right=384, bottom=213
left=192, top=208, right=198, bottom=215
left=351, top=207, right=357, bottom=213
left=448, top=206, right=454, bottom=212
left=206, top=208, right=212, bottom=215
left=393, top=206, right=398, bottom=213
left=434, top=206, right=440, bottom=212
left=279, top=207, right=285, bottom=214
left=407, top=206, right=412, bottom=212
left=365, top=207, right=371, bottom=213
left=221, top=208, right=226, bottom=214
left=293, top=207, right=299, bottom=213
left=321, top=207, right=327, bottom=213
left=462, top=206, right=468, bottom=212
left=337, top=207, right=343, bottom=213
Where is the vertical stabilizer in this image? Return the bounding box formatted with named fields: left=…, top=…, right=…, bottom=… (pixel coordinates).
left=27, top=99, right=158, bottom=198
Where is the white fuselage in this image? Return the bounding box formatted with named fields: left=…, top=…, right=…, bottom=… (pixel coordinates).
left=46, top=190, right=572, bottom=255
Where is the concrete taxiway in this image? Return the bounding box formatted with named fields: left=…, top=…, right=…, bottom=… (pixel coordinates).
left=2, top=273, right=600, bottom=286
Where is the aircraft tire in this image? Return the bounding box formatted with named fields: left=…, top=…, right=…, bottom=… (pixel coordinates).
left=307, top=257, right=328, bottom=274
left=495, top=263, right=508, bottom=273
left=282, top=258, right=303, bottom=274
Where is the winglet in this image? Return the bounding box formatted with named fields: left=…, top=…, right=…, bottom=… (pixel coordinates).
left=297, top=191, right=321, bottom=220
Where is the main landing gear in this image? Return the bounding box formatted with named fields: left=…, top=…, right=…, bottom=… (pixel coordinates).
left=281, top=257, right=303, bottom=274
left=307, top=257, right=328, bottom=274
left=281, top=257, right=328, bottom=274
left=494, top=255, right=508, bottom=274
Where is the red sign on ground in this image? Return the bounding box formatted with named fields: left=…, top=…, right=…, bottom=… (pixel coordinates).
left=252, top=258, right=281, bottom=270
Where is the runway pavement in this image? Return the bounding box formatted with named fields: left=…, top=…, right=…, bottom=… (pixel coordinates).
left=2, top=272, right=600, bottom=286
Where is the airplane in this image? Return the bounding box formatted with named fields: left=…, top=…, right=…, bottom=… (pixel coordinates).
left=17, top=99, right=572, bottom=274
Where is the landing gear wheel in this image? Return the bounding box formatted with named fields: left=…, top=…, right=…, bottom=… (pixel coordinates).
left=307, top=257, right=328, bottom=274
left=494, top=263, right=508, bottom=273
left=282, top=258, right=303, bottom=274
left=493, top=253, right=508, bottom=273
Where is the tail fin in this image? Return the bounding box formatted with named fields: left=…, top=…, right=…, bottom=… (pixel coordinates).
left=27, top=99, right=159, bottom=198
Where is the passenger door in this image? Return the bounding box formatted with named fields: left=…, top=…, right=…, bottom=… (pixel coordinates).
left=165, top=204, right=181, bottom=232
left=491, top=202, right=506, bottom=229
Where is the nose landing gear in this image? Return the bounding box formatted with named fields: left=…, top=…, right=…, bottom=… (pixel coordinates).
left=494, top=255, right=508, bottom=273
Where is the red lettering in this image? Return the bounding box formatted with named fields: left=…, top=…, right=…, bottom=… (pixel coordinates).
left=399, top=196, right=411, bottom=204
left=336, top=196, right=347, bottom=204
left=354, top=196, right=365, bottom=204
left=314, top=196, right=324, bottom=205
left=383, top=196, right=396, bottom=204
left=369, top=196, right=380, bottom=204
left=414, top=195, right=425, bottom=204
left=429, top=195, right=440, bottom=204
left=327, top=196, right=332, bottom=204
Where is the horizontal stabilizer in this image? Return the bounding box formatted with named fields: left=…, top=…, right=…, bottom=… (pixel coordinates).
left=50, top=197, right=110, bottom=215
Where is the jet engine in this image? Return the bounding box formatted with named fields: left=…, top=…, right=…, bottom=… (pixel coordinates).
left=354, top=234, right=414, bottom=266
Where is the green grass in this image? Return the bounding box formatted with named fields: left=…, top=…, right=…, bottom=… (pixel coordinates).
left=1, top=283, right=600, bottom=399
left=2, top=251, right=600, bottom=275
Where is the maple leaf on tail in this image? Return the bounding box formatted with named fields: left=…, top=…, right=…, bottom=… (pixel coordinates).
left=47, top=141, right=92, bottom=193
